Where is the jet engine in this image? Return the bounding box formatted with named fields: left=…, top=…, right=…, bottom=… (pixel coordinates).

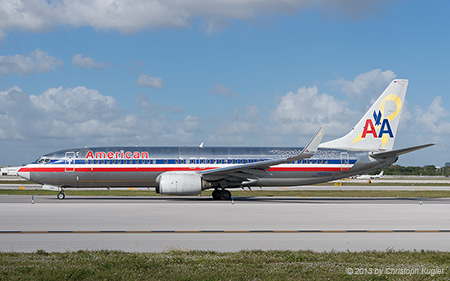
left=155, top=172, right=211, bottom=195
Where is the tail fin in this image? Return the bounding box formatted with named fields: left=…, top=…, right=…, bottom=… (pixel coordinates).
left=320, top=79, right=408, bottom=151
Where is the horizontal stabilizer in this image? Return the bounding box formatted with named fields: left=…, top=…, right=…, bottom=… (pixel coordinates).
left=370, top=143, right=435, bottom=159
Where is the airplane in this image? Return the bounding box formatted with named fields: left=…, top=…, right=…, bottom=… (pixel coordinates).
left=355, top=171, right=384, bottom=180
left=17, top=79, right=434, bottom=200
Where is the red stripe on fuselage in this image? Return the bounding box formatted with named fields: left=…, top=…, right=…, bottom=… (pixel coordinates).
left=19, top=166, right=347, bottom=173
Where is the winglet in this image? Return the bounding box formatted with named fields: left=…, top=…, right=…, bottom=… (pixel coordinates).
left=291, top=126, right=326, bottom=160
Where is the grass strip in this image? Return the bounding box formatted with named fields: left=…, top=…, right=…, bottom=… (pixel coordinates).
left=317, top=182, right=450, bottom=186
left=0, top=249, right=449, bottom=280
left=1, top=189, right=450, bottom=198
left=0, top=181, right=35, bottom=185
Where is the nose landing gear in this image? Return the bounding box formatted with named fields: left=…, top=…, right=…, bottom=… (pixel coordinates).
left=57, top=192, right=65, bottom=200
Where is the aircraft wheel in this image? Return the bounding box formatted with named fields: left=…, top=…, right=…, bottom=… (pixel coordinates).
left=220, top=190, right=231, bottom=201
left=212, top=189, right=221, bottom=200
left=57, top=192, right=65, bottom=200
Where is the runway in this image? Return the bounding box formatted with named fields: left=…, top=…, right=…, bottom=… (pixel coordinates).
left=1, top=195, right=450, bottom=252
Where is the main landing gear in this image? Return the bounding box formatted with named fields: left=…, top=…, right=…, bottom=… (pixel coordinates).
left=212, top=189, right=232, bottom=201
left=57, top=192, right=65, bottom=200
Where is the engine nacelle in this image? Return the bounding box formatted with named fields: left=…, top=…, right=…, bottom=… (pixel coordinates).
left=155, top=172, right=210, bottom=195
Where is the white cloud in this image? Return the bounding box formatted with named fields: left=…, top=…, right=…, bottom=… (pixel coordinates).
left=0, top=85, right=203, bottom=164
left=271, top=85, right=358, bottom=137
left=0, top=0, right=56, bottom=32
left=71, top=54, right=107, bottom=69
left=415, top=96, right=450, bottom=135
left=135, top=74, right=164, bottom=88
left=0, top=0, right=394, bottom=35
left=332, top=69, right=396, bottom=106
left=210, top=84, right=238, bottom=98
left=0, top=86, right=132, bottom=139
left=0, top=49, right=63, bottom=75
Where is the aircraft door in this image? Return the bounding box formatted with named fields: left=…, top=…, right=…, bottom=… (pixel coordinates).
left=340, top=152, right=350, bottom=171
left=65, top=152, right=76, bottom=172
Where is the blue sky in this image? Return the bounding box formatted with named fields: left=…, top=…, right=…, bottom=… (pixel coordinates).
left=0, top=0, right=449, bottom=166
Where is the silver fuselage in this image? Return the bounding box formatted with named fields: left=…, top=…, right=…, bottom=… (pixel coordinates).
left=18, top=146, right=395, bottom=189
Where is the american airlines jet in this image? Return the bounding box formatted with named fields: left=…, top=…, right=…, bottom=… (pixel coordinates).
left=18, top=79, right=433, bottom=200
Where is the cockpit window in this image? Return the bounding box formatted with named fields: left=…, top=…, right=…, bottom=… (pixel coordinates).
left=37, top=157, right=51, bottom=164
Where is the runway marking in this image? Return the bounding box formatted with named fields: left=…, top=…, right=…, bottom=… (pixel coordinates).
left=275, top=187, right=292, bottom=191
left=415, top=187, right=431, bottom=191
left=1, top=230, right=450, bottom=234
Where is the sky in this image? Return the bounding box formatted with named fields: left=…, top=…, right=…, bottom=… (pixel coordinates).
left=0, top=0, right=449, bottom=166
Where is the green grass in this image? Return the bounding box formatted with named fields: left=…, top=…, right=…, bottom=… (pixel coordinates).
left=228, top=190, right=450, bottom=198
left=0, top=249, right=449, bottom=280
left=1, top=189, right=450, bottom=198
left=0, top=180, right=35, bottom=184
left=317, top=182, right=450, bottom=186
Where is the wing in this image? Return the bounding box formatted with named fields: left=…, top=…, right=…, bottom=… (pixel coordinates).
left=200, top=127, right=326, bottom=185
left=370, top=143, right=435, bottom=159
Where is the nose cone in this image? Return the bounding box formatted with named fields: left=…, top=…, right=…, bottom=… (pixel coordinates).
left=17, top=168, right=31, bottom=181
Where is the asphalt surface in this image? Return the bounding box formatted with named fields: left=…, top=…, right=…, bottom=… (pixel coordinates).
left=1, top=195, right=450, bottom=252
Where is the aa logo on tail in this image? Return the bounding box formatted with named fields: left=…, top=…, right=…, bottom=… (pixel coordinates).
left=351, top=93, right=402, bottom=147
left=361, top=110, right=393, bottom=139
